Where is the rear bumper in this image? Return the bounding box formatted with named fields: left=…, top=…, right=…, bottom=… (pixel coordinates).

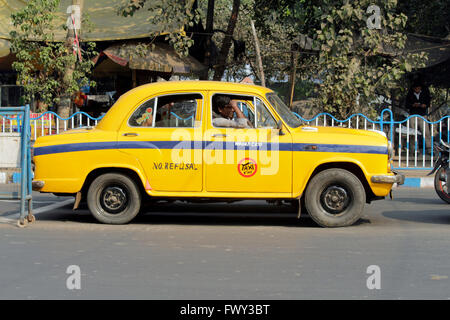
left=32, top=180, right=45, bottom=191
left=371, top=172, right=405, bottom=185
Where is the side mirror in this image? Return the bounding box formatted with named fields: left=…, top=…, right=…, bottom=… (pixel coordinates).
left=277, top=120, right=285, bottom=136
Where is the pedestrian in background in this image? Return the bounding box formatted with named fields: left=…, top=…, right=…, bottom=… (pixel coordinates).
left=405, top=80, right=432, bottom=152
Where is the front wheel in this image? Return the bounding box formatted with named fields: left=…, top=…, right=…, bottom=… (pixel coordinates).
left=305, top=169, right=366, bottom=227
left=87, top=173, right=142, bottom=224
left=434, top=167, right=450, bottom=204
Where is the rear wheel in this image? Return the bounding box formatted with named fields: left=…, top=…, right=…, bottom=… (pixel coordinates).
left=87, top=173, right=142, bottom=224
left=434, top=167, right=450, bottom=204
left=305, top=169, right=366, bottom=227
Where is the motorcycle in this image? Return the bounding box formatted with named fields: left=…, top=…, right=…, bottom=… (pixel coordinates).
left=428, top=141, right=450, bottom=203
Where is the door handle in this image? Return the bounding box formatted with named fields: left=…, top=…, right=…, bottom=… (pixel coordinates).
left=212, top=133, right=228, bottom=138
left=122, top=132, right=139, bottom=137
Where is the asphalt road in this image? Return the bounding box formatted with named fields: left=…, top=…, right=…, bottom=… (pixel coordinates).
left=0, top=188, right=449, bottom=300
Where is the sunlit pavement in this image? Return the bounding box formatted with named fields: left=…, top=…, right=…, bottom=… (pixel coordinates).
left=0, top=188, right=449, bottom=299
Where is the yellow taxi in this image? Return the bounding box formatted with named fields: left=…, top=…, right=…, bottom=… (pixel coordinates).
left=32, top=81, right=404, bottom=227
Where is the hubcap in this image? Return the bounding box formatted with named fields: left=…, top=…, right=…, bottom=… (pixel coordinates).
left=100, top=186, right=128, bottom=214
left=320, top=185, right=351, bottom=214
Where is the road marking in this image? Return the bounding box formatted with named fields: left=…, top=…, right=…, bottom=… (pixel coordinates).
left=33, top=199, right=75, bottom=214
left=0, top=200, right=63, bottom=204
left=430, top=275, right=448, bottom=280
left=1, top=198, right=74, bottom=218
left=0, top=217, right=16, bottom=224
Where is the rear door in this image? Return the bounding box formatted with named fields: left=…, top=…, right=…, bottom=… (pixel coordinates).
left=118, top=92, right=203, bottom=192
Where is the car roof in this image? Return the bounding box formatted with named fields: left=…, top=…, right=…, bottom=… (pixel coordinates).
left=122, top=80, right=273, bottom=97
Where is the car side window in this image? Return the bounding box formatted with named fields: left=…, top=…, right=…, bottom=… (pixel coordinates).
left=255, top=98, right=277, bottom=128
left=238, top=102, right=255, bottom=125
left=128, top=99, right=155, bottom=127
left=211, top=93, right=276, bottom=129
left=235, top=97, right=276, bottom=128
left=128, top=93, right=202, bottom=128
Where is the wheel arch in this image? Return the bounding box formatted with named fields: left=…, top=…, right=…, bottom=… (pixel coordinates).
left=304, top=161, right=377, bottom=203
left=80, top=166, right=148, bottom=200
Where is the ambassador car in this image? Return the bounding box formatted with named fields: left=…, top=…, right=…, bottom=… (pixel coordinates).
left=32, top=81, right=404, bottom=227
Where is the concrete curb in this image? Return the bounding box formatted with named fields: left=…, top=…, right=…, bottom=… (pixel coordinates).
left=396, top=177, right=434, bottom=188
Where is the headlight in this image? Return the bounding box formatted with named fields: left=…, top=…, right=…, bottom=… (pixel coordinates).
left=388, top=141, right=394, bottom=160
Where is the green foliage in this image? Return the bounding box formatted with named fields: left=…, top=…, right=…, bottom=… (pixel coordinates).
left=119, top=0, right=244, bottom=80
left=118, top=0, right=438, bottom=117
left=255, top=0, right=428, bottom=118
left=254, top=0, right=325, bottom=39
left=9, top=0, right=97, bottom=112
left=269, top=80, right=316, bottom=103
left=197, top=0, right=297, bottom=82
left=311, top=0, right=427, bottom=118
left=119, top=0, right=200, bottom=57
left=429, top=87, right=450, bottom=121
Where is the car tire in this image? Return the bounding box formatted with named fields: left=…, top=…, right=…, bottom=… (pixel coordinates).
left=305, top=168, right=366, bottom=227
left=87, top=173, right=141, bottom=224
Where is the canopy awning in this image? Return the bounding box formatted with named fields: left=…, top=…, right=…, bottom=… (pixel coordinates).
left=0, top=39, right=10, bottom=57
left=94, top=42, right=207, bottom=75
left=0, top=0, right=181, bottom=57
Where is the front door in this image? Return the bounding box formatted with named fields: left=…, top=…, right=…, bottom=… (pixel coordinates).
left=204, top=92, right=292, bottom=194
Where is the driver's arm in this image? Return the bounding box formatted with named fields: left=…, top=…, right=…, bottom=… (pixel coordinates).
left=231, top=100, right=246, bottom=119
left=231, top=100, right=253, bottom=128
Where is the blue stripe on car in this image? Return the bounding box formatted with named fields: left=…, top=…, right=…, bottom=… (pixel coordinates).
left=34, top=141, right=387, bottom=156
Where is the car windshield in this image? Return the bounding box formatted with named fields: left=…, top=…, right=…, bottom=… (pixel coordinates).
left=266, top=93, right=302, bottom=128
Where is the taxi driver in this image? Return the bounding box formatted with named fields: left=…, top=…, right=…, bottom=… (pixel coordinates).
left=212, top=95, right=252, bottom=128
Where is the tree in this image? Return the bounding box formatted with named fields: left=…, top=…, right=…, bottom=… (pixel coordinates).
left=118, top=0, right=201, bottom=59
left=254, top=0, right=428, bottom=118
left=396, top=0, right=450, bottom=120
left=311, top=0, right=428, bottom=118
left=211, top=0, right=241, bottom=80
left=119, top=0, right=200, bottom=57
left=195, top=0, right=298, bottom=84
left=119, top=0, right=242, bottom=81
left=9, top=0, right=96, bottom=114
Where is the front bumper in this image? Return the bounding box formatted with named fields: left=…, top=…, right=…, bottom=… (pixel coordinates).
left=371, top=172, right=405, bottom=185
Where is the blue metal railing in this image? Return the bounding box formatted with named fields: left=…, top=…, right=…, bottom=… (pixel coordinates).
left=1, top=110, right=195, bottom=139
left=294, top=108, right=450, bottom=169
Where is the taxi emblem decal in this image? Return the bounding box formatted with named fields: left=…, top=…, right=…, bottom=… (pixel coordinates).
left=238, top=158, right=257, bottom=178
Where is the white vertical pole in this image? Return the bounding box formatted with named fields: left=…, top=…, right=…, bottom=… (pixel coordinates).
left=414, top=118, right=417, bottom=167
left=406, top=119, right=409, bottom=167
